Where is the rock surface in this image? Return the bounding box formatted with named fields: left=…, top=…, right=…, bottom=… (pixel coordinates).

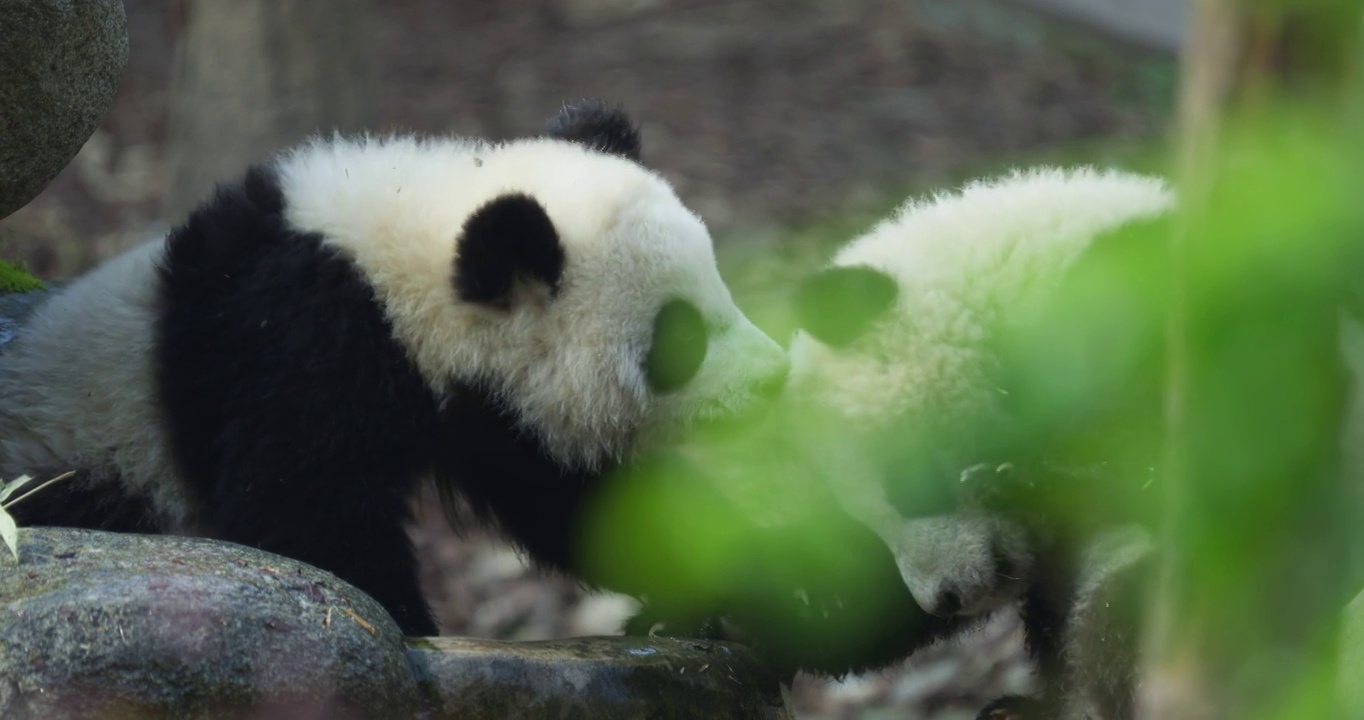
left=0, top=0, right=129, bottom=219
left=408, top=635, right=792, bottom=720
left=0, top=527, right=794, bottom=719
left=0, top=527, right=422, bottom=720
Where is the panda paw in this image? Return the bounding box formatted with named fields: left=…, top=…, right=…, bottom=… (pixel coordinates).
left=958, top=461, right=1033, bottom=512
left=975, top=695, right=1051, bottom=720
left=622, top=605, right=727, bottom=642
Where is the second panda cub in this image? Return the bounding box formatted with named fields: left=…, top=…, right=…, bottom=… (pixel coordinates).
left=786, top=167, right=1175, bottom=717
left=0, top=101, right=790, bottom=638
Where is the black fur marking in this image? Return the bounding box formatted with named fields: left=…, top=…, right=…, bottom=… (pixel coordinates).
left=156, top=164, right=447, bottom=636
left=453, top=194, right=565, bottom=309
left=644, top=299, right=708, bottom=394
left=544, top=99, right=643, bottom=162
left=794, top=265, right=899, bottom=348
left=8, top=471, right=162, bottom=535
left=1018, top=551, right=1076, bottom=681
left=433, top=381, right=601, bottom=575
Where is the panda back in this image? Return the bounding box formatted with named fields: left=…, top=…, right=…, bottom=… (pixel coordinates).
left=0, top=239, right=182, bottom=526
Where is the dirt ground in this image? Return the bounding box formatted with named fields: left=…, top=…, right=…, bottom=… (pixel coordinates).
left=0, top=1, right=1171, bottom=717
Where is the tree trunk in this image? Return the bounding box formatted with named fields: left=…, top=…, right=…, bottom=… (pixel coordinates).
left=1140, top=2, right=1364, bottom=718
left=161, top=0, right=377, bottom=223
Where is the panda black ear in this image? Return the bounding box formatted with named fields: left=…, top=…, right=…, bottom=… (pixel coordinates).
left=453, top=193, right=565, bottom=309
left=544, top=99, right=642, bottom=162
left=794, top=266, right=898, bottom=348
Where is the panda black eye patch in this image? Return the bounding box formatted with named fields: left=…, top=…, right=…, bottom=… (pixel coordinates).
left=644, top=299, right=708, bottom=393
left=794, top=265, right=898, bottom=348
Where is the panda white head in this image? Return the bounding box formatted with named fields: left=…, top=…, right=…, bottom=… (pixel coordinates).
left=271, top=104, right=789, bottom=472
left=784, top=166, right=1173, bottom=616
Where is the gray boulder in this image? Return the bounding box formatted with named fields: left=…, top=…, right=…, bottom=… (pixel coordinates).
left=0, top=0, right=129, bottom=219
left=409, top=635, right=792, bottom=720
left=0, top=528, right=794, bottom=719
left=0, top=527, right=423, bottom=720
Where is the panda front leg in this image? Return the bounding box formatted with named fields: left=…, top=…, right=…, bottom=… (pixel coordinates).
left=956, top=461, right=1085, bottom=718
left=970, top=579, right=1075, bottom=719
left=960, top=465, right=1153, bottom=720
left=202, top=479, right=440, bottom=637
left=959, top=582, right=1073, bottom=720
left=977, top=537, right=1150, bottom=720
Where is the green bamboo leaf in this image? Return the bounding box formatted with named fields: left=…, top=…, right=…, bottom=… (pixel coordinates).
left=0, top=506, right=18, bottom=562
left=0, top=475, right=32, bottom=504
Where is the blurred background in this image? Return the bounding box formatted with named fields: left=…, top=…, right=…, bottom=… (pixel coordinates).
left=0, top=1, right=1181, bottom=717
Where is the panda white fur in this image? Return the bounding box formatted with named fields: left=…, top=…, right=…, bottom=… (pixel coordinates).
left=784, top=166, right=1180, bottom=718
left=0, top=101, right=792, bottom=639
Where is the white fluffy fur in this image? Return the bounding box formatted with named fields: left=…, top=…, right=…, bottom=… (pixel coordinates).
left=0, top=242, right=188, bottom=526
left=792, top=166, right=1172, bottom=446
left=786, top=166, right=1173, bottom=615
left=0, top=133, right=787, bottom=529
left=278, top=134, right=785, bottom=470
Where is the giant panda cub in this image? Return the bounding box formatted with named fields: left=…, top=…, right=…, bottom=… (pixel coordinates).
left=0, top=101, right=793, bottom=639
left=785, top=166, right=1179, bottom=719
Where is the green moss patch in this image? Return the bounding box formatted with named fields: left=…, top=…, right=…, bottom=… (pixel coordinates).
left=0, top=259, right=45, bottom=293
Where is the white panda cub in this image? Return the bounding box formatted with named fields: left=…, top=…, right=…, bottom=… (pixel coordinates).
left=785, top=166, right=1177, bottom=719
left=0, top=100, right=791, bottom=639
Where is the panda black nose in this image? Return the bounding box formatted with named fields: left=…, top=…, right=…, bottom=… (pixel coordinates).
left=754, top=365, right=790, bottom=400
left=933, top=589, right=964, bottom=617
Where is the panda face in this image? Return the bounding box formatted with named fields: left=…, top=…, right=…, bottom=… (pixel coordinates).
left=563, top=185, right=790, bottom=458
left=783, top=166, right=1173, bottom=616
left=274, top=132, right=788, bottom=473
